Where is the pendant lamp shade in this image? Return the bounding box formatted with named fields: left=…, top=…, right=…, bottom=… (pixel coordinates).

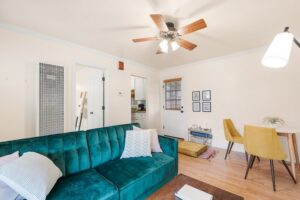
left=262, top=32, right=294, bottom=68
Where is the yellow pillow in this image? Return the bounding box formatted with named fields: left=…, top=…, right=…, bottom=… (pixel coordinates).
left=178, top=141, right=208, bottom=157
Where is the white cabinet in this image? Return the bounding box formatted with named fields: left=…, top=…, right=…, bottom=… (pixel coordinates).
left=132, top=77, right=146, bottom=100
left=131, top=112, right=147, bottom=128
left=131, top=77, right=135, bottom=90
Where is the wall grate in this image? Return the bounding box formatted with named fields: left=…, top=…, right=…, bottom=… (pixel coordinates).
left=39, top=63, right=64, bottom=135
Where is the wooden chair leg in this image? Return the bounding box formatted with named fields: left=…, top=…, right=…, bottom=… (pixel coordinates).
left=245, top=155, right=254, bottom=179
left=245, top=152, right=249, bottom=163
left=282, top=160, right=297, bottom=184
left=225, top=142, right=231, bottom=160
left=270, top=160, right=276, bottom=191
left=228, top=142, right=234, bottom=154
left=257, top=157, right=261, bottom=162
left=250, top=156, right=256, bottom=168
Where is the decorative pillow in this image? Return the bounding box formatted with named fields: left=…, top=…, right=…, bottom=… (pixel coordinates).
left=0, top=152, right=63, bottom=200
left=0, top=152, right=21, bottom=200
left=121, top=130, right=152, bottom=159
left=0, top=151, right=19, bottom=165
left=133, top=126, right=163, bottom=152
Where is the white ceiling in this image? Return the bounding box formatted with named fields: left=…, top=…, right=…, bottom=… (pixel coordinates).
left=0, top=0, right=299, bottom=68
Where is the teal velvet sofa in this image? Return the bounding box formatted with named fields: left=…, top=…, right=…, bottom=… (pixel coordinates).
left=0, top=123, right=178, bottom=200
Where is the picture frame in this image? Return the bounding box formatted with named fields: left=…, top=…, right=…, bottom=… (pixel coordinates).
left=192, top=91, right=201, bottom=101
left=192, top=102, right=201, bottom=112
left=202, top=90, right=211, bottom=101
left=202, top=102, right=211, bottom=112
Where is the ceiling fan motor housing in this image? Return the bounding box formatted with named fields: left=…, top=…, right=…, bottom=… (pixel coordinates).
left=160, top=22, right=180, bottom=41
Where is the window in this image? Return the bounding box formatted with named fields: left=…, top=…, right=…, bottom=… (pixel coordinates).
left=164, top=78, right=181, bottom=110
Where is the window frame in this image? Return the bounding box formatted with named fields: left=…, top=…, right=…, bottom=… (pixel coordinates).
left=164, top=78, right=182, bottom=111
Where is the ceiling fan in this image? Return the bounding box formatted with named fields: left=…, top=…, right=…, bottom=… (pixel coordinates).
left=132, top=14, right=207, bottom=54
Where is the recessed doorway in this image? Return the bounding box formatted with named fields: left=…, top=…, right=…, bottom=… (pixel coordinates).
left=131, top=75, right=147, bottom=128
left=74, top=64, right=105, bottom=130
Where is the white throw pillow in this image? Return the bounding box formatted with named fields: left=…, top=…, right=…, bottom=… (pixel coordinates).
left=0, top=152, right=62, bottom=200
left=132, top=125, right=141, bottom=131
left=133, top=126, right=163, bottom=152
left=121, top=130, right=152, bottom=159
left=0, top=151, right=21, bottom=200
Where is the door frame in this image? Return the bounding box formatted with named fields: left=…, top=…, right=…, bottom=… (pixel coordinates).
left=161, top=76, right=188, bottom=140
left=72, top=63, right=107, bottom=130
left=130, top=75, right=148, bottom=127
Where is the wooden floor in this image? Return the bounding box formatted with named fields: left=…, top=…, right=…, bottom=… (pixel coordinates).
left=179, top=149, right=300, bottom=200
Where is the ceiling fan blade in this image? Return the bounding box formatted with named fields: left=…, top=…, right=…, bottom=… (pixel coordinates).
left=176, top=38, right=197, bottom=50
left=177, top=19, right=207, bottom=35
left=132, top=37, right=159, bottom=43
left=150, top=14, right=169, bottom=31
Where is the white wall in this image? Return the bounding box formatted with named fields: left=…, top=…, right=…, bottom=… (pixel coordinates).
left=0, top=25, right=161, bottom=141
left=160, top=47, right=300, bottom=154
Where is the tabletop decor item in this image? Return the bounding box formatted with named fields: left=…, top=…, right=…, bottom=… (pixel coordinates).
left=175, top=184, right=213, bottom=200
left=263, top=117, right=285, bottom=127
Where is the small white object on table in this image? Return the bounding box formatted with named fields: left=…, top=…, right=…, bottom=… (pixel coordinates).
left=175, top=184, right=213, bottom=200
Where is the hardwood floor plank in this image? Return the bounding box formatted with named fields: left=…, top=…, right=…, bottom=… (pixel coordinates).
left=179, top=148, right=300, bottom=200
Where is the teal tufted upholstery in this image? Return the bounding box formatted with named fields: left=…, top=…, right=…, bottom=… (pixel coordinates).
left=86, top=124, right=133, bottom=167
left=0, top=123, right=178, bottom=200
left=47, top=169, right=119, bottom=200
left=96, top=153, right=176, bottom=200
left=0, top=131, right=90, bottom=176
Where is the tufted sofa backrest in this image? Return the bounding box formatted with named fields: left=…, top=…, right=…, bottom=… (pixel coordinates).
left=0, top=131, right=90, bottom=176
left=86, top=123, right=138, bottom=167
left=0, top=123, right=140, bottom=175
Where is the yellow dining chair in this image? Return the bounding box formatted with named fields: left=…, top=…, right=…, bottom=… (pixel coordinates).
left=223, top=119, right=248, bottom=161
left=244, top=125, right=297, bottom=191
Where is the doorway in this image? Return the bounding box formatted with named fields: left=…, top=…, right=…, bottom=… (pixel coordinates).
left=75, top=65, right=105, bottom=130
left=131, top=75, right=147, bottom=128
left=162, top=77, right=188, bottom=139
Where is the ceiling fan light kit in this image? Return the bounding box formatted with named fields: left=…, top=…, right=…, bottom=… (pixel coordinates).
left=132, top=14, right=207, bottom=54
left=262, top=27, right=300, bottom=68
left=159, top=39, right=180, bottom=53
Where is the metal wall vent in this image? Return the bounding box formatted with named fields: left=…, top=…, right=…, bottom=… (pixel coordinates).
left=39, top=63, right=64, bottom=135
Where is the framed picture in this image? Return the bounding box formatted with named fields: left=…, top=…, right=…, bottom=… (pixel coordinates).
left=202, top=90, right=211, bottom=101
left=192, top=102, right=201, bottom=112
left=202, top=102, right=211, bottom=112
left=192, top=91, right=201, bottom=101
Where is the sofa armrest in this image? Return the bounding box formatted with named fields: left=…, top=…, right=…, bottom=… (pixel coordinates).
left=158, top=135, right=178, bottom=174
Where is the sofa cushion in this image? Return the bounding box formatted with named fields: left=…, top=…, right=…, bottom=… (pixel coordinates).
left=96, top=153, right=176, bottom=200
left=0, top=131, right=91, bottom=176
left=47, top=169, right=118, bottom=200
left=86, top=124, right=133, bottom=167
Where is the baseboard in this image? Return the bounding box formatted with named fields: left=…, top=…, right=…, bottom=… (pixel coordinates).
left=163, top=135, right=184, bottom=140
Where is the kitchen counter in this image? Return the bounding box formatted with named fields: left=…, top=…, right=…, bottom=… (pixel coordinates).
left=131, top=110, right=146, bottom=113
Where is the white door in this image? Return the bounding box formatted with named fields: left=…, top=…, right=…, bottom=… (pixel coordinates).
left=76, top=66, right=104, bottom=130
left=162, top=78, right=188, bottom=139
left=87, top=70, right=104, bottom=129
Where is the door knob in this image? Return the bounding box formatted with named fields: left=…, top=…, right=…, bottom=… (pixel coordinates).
left=90, top=112, right=94, bottom=114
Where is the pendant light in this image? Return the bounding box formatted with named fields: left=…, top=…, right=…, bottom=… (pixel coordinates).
left=262, top=27, right=300, bottom=68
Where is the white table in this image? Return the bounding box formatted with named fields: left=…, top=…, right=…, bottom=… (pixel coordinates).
left=276, top=127, right=300, bottom=180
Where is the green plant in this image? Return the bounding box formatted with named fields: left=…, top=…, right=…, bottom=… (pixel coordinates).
left=263, top=117, right=285, bottom=125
